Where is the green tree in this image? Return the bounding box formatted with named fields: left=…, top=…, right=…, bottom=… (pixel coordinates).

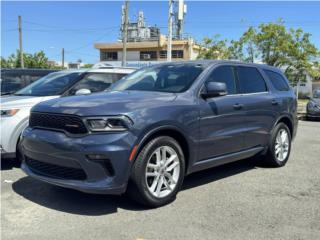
left=1, top=50, right=54, bottom=69
left=199, top=20, right=320, bottom=86
left=198, top=35, right=232, bottom=60
left=283, top=29, right=319, bottom=85
left=82, top=63, right=94, bottom=68
left=254, top=20, right=292, bottom=67
left=229, top=27, right=258, bottom=63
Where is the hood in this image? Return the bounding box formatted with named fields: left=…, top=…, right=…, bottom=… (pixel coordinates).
left=0, top=95, right=59, bottom=110
left=311, top=98, right=320, bottom=105
left=32, top=91, right=177, bottom=116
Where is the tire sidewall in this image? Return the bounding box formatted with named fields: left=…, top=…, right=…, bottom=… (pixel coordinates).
left=270, top=123, right=292, bottom=167
left=134, top=136, right=185, bottom=207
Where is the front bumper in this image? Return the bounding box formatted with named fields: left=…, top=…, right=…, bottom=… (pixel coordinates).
left=1, top=146, right=16, bottom=159
left=306, top=112, right=320, bottom=119
left=20, top=127, right=137, bottom=194
left=306, top=108, right=320, bottom=119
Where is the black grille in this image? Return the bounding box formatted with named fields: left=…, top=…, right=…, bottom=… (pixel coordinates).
left=26, top=157, right=87, bottom=180
left=30, top=112, right=88, bottom=134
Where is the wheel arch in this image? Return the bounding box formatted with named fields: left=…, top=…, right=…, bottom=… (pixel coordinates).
left=274, top=115, right=294, bottom=137
left=133, top=125, right=192, bottom=173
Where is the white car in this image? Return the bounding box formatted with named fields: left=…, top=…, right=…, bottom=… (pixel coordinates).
left=0, top=67, right=135, bottom=160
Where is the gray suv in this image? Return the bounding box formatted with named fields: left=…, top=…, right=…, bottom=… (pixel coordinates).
left=20, top=61, right=298, bottom=207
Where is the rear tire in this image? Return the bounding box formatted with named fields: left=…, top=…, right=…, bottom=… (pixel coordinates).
left=263, top=123, right=291, bottom=167
left=128, top=136, right=185, bottom=207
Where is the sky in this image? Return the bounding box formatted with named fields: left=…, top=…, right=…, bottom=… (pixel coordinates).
left=1, top=1, right=320, bottom=63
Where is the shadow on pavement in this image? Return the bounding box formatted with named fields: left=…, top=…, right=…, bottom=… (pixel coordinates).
left=182, top=157, right=258, bottom=191
left=12, top=157, right=259, bottom=215
left=12, top=176, right=147, bottom=215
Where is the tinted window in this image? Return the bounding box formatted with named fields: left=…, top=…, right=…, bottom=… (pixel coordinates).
left=264, top=70, right=289, bottom=91
left=68, top=73, right=126, bottom=95
left=206, top=66, right=236, bottom=94
left=110, top=64, right=204, bottom=93
left=238, top=67, right=267, bottom=93
left=15, top=72, right=82, bottom=96
left=0, top=73, right=23, bottom=95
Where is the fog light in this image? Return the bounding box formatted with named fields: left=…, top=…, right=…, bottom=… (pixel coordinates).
left=86, top=154, right=114, bottom=176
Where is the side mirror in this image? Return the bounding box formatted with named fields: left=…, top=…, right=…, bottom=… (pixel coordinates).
left=75, top=88, right=91, bottom=96
left=201, top=82, right=227, bottom=99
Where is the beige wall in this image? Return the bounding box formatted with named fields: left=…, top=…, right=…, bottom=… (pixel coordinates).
left=96, top=38, right=201, bottom=61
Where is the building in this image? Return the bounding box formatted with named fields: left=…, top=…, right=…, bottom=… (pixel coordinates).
left=94, top=9, right=201, bottom=66
left=293, top=74, right=313, bottom=97
left=95, top=35, right=201, bottom=63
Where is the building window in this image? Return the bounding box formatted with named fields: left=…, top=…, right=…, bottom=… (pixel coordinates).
left=159, top=50, right=184, bottom=59
left=159, top=51, right=167, bottom=59
left=172, top=50, right=184, bottom=58
left=101, top=51, right=118, bottom=61
left=140, top=51, right=157, bottom=60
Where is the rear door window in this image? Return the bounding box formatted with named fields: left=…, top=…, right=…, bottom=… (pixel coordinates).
left=237, top=66, right=267, bottom=94
left=206, top=66, right=236, bottom=94
left=264, top=70, right=289, bottom=91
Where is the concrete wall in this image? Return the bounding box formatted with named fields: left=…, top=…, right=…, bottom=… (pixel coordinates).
left=293, top=74, right=313, bottom=96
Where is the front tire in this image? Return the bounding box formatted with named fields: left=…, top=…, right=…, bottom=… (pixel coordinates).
left=264, top=123, right=292, bottom=167
left=128, top=136, right=185, bottom=207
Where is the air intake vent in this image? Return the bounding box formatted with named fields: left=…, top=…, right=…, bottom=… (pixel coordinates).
left=26, top=157, right=87, bottom=180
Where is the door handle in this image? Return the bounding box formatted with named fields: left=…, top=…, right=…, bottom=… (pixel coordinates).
left=271, top=99, right=279, bottom=106
left=233, top=103, right=243, bottom=110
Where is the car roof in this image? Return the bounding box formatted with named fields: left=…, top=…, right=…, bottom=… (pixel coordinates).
left=151, top=60, right=283, bottom=73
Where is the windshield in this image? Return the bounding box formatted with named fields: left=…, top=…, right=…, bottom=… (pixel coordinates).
left=110, top=64, right=205, bottom=93
left=15, top=72, right=82, bottom=96
left=313, top=90, right=320, bottom=98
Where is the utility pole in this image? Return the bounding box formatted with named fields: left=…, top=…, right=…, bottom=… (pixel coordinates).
left=122, top=0, right=129, bottom=67
left=18, top=16, right=24, bottom=68
left=62, top=48, right=65, bottom=69
left=167, top=0, right=173, bottom=62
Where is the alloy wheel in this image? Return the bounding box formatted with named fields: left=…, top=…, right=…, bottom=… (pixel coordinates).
left=145, top=146, right=180, bottom=198
left=274, top=129, right=290, bottom=162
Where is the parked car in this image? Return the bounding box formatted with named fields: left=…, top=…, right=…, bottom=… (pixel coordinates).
left=0, top=67, right=135, bottom=160
left=1, top=68, right=57, bottom=95
left=306, top=89, right=320, bottom=120
left=20, top=60, right=298, bottom=207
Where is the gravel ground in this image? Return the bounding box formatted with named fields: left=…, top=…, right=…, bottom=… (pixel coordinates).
left=1, top=120, right=320, bottom=240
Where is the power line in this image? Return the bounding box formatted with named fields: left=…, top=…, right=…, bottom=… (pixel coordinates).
left=22, top=20, right=116, bottom=31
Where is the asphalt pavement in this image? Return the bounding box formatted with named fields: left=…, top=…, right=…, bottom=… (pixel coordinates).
left=1, top=120, right=320, bottom=240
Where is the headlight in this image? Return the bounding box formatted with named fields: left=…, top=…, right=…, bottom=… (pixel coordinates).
left=85, top=116, right=133, bottom=132
left=1, top=109, right=20, bottom=117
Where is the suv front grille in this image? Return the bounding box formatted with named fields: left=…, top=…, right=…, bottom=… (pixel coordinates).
left=25, top=157, right=87, bottom=180
left=29, top=112, right=88, bottom=134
